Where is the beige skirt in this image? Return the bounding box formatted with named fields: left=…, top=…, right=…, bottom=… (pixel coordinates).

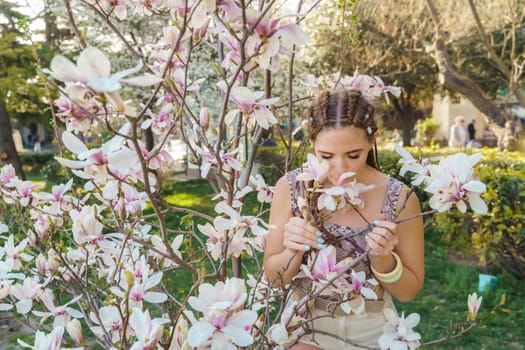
left=297, top=293, right=394, bottom=349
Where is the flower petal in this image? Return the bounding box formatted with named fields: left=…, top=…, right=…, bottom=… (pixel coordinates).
left=188, top=320, right=215, bottom=347
left=77, top=47, right=111, bottom=79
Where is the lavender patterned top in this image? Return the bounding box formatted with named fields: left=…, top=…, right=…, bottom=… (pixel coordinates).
left=286, top=169, right=404, bottom=300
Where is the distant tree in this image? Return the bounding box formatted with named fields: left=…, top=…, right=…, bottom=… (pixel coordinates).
left=301, top=1, right=437, bottom=146
left=0, top=2, right=43, bottom=178
left=425, top=0, right=525, bottom=127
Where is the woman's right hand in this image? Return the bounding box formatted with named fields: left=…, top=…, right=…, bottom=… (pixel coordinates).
left=282, top=217, right=325, bottom=252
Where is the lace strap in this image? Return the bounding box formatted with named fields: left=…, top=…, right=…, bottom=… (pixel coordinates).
left=285, top=169, right=304, bottom=217
left=381, top=178, right=404, bottom=221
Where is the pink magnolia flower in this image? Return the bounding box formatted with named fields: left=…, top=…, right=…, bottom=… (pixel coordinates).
left=129, top=308, right=169, bottom=350
left=43, top=47, right=162, bottom=113
left=33, top=295, right=83, bottom=328
left=141, top=103, right=174, bottom=135
left=69, top=205, right=104, bottom=245
left=6, top=179, right=42, bottom=207
left=90, top=305, right=122, bottom=342
left=295, top=246, right=350, bottom=296
left=467, top=292, right=482, bottom=321
left=339, top=270, right=379, bottom=315
left=110, top=271, right=167, bottom=309
left=127, top=139, right=173, bottom=170
left=54, top=83, right=103, bottom=133
left=150, top=234, right=183, bottom=268
left=365, top=75, right=402, bottom=104
left=244, top=9, right=309, bottom=71
left=0, top=259, right=25, bottom=307
left=195, top=145, right=242, bottom=179
left=3, top=235, right=32, bottom=269
left=425, top=153, right=488, bottom=214
left=10, top=277, right=45, bottom=314
left=0, top=164, right=16, bottom=186
left=198, top=216, right=254, bottom=260
left=378, top=308, right=421, bottom=350
left=266, top=299, right=307, bottom=346
left=250, top=174, right=274, bottom=203
left=187, top=278, right=258, bottom=348
left=220, top=82, right=279, bottom=130
left=297, top=154, right=329, bottom=183
left=219, top=32, right=258, bottom=78
left=17, top=326, right=63, bottom=350
left=95, top=0, right=128, bottom=20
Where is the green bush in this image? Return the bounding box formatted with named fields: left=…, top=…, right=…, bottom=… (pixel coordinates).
left=415, top=118, right=440, bottom=146
left=19, top=151, right=56, bottom=172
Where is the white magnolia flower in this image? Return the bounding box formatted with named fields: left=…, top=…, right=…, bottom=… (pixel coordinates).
left=425, top=153, right=487, bottom=214
left=187, top=278, right=258, bottom=348
left=467, top=292, right=483, bottom=321
left=129, top=308, right=169, bottom=350
left=378, top=308, right=421, bottom=350
left=18, top=326, right=63, bottom=350
left=43, top=47, right=162, bottom=113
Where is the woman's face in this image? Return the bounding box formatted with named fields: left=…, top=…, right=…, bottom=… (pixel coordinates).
left=313, top=125, right=373, bottom=185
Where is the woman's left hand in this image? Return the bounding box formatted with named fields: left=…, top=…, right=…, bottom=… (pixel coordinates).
left=366, top=214, right=399, bottom=256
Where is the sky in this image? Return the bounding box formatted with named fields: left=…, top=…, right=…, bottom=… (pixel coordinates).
left=11, top=0, right=45, bottom=35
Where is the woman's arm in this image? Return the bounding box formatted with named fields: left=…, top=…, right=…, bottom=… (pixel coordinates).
left=263, top=176, right=321, bottom=287
left=368, top=189, right=424, bottom=302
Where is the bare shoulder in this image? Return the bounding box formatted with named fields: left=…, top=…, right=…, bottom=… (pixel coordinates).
left=270, top=175, right=292, bottom=215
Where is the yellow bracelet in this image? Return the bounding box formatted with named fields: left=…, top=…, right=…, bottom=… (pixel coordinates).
left=370, top=252, right=403, bottom=284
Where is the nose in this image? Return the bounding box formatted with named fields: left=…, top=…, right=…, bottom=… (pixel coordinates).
left=332, top=158, right=347, bottom=177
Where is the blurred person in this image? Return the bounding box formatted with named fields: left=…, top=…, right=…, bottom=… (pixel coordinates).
left=448, top=115, right=467, bottom=149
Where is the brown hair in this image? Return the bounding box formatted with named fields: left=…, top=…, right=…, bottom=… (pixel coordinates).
left=307, top=89, right=380, bottom=169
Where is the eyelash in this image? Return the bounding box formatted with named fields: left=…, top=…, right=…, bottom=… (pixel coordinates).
left=321, top=155, right=360, bottom=160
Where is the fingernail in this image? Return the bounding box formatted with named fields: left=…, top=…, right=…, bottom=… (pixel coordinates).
left=316, top=230, right=322, bottom=237
left=304, top=245, right=311, bottom=251
left=365, top=234, right=369, bottom=240
left=317, top=237, right=325, bottom=244
left=318, top=244, right=326, bottom=249
left=373, top=220, right=380, bottom=225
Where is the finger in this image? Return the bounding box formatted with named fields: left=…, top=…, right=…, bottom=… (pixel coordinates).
left=289, top=217, right=319, bottom=233
left=285, top=221, right=319, bottom=242
left=285, top=231, right=323, bottom=250
left=285, top=240, right=312, bottom=252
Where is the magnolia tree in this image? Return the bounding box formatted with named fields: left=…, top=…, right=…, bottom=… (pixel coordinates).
left=0, top=0, right=503, bottom=349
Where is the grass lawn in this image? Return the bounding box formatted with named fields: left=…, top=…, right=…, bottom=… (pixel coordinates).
left=394, top=236, right=524, bottom=349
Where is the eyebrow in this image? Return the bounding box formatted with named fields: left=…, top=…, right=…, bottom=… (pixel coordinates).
left=318, top=149, right=363, bottom=155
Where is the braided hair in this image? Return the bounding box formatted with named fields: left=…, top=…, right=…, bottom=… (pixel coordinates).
left=307, top=89, right=380, bottom=169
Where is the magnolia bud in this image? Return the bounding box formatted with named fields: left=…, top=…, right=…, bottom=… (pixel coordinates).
left=27, top=229, right=37, bottom=247
left=199, top=107, right=210, bottom=130
left=67, top=319, right=84, bottom=345
left=36, top=253, right=47, bottom=275
left=47, top=249, right=59, bottom=272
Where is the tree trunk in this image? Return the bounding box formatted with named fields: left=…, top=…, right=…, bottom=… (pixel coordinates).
left=0, top=101, right=25, bottom=179
left=425, top=0, right=506, bottom=127
left=392, top=97, right=417, bottom=147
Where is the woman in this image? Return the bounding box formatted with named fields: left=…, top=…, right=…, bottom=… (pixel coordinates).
left=263, top=88, right=424, bottom=348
